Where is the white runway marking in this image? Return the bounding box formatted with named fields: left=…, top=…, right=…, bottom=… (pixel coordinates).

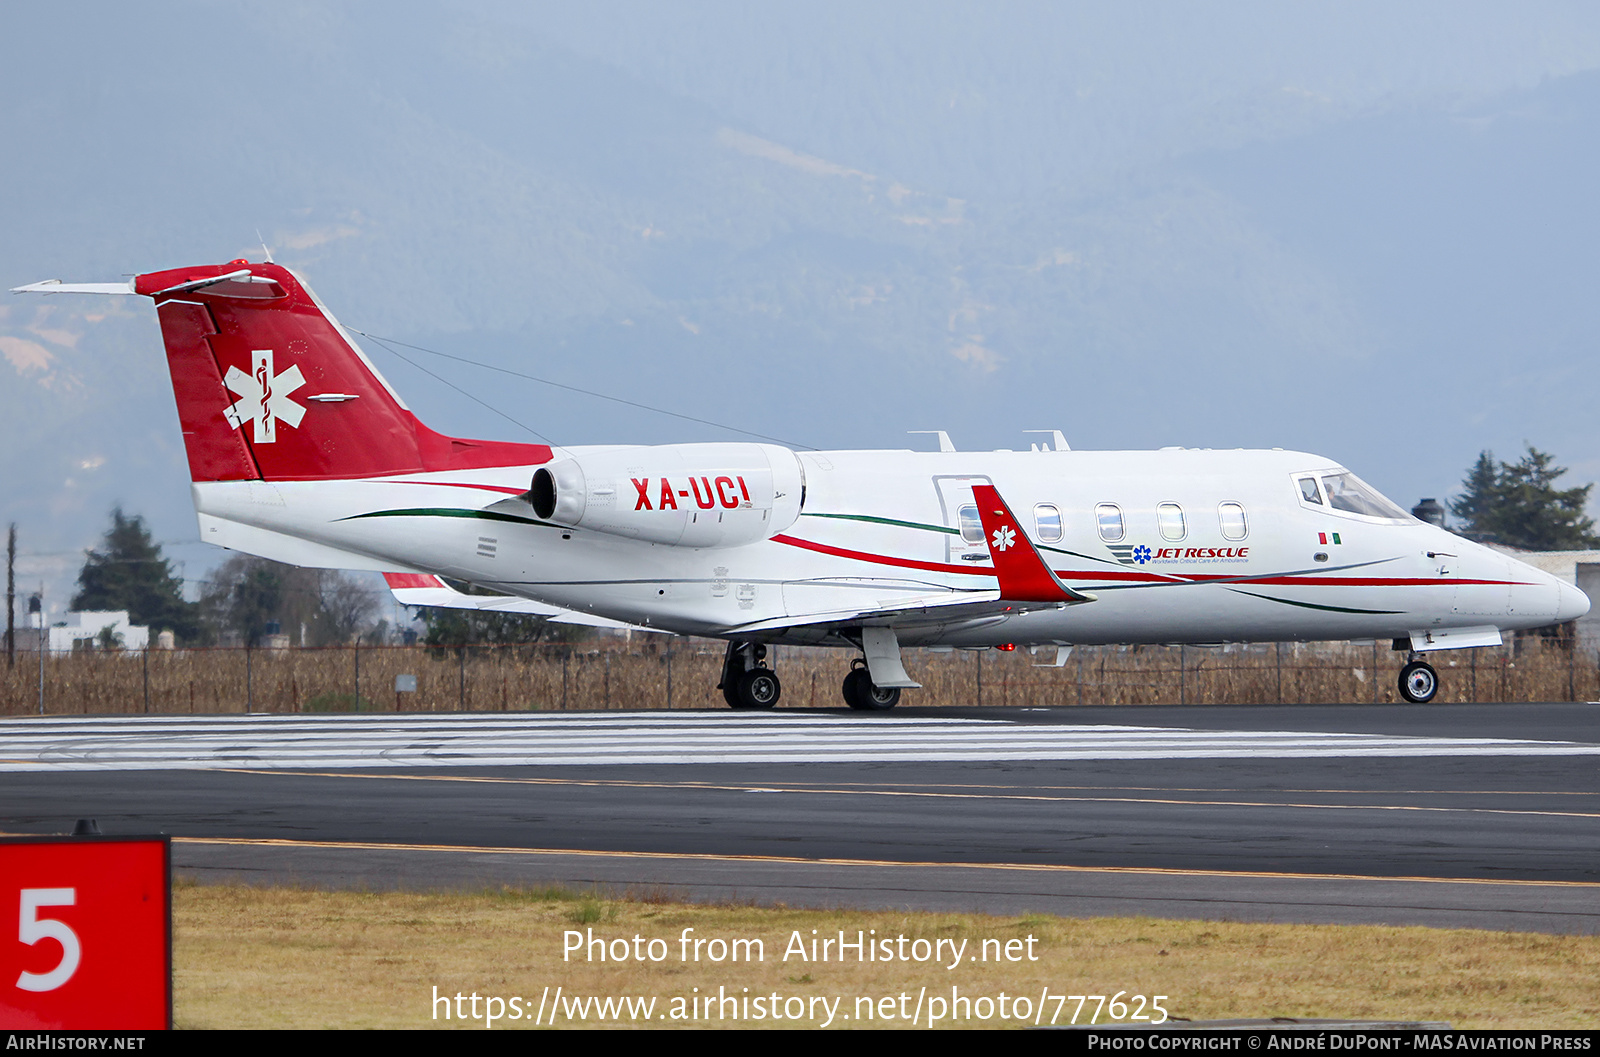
left=1, top=712, right=1598, bottom=771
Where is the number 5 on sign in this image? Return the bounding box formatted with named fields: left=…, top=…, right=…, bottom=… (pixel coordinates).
left=16, top=888, right=80, bottom=991
left=1, top=836, right=170, bottom=1030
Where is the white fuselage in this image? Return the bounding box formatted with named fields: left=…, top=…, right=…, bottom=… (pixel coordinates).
left=191, top=446, right=1587, bottom=648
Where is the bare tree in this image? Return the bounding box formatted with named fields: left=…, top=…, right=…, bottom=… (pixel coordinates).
left=200, top=555, right=380, bottom=646
left=319, top=572, right=379, bottom=643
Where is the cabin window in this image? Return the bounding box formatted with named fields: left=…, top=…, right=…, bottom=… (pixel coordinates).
left=1095, top=503, right=1125, bottom=542
left=1320, top=472, right=1409, bottom=520
left=958, top=504, right=984, bottom=543
left=1033, top=504, right=1063, bottom=543
left=1157, top=502, right=1187, bottom=541
left=1218, top=502, right=1248, bottom=541
left=1297, top=476, right=1323, bottom=505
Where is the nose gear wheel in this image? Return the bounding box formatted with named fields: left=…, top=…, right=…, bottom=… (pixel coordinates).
left=1398, top=660, right=1439, bottom=704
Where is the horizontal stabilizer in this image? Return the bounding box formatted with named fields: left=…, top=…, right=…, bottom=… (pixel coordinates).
left=11, top=279, right=136, bottom=295
left=197, top=513, right=422, bottom=572
left=22, top=260, right=553, bottom=483
left=382, top=574, right=646, bottom=631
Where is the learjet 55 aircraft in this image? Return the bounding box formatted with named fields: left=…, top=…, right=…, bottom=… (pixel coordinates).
left=16, top=260, right=1589, bottom=708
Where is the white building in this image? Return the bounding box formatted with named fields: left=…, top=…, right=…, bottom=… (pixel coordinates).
left=46, top=611, right=149, bottom=654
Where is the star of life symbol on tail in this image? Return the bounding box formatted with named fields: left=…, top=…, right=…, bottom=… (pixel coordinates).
left=991, top=525, right=1016, bottom=551
left=223, top=349, right=306, bottom=443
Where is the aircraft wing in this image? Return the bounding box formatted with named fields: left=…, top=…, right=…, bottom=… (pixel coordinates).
left=730, top=484, right=1095, bottom=636
left=382, top=574, right=647, bottom=631
left=722, top=587, right=1012, bottom=634
left=726, top=583, right=1091, bottom=637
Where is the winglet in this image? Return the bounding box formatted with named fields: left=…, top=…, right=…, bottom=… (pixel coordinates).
left=970, top=484, right=1095, bottom=604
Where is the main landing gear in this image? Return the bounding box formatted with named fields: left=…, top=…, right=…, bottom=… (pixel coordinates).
left=843, top=660, right=900, bottom=711
left=1398, top=658, right=1439, bottom=704
left=717, top=632, right=917, bottom=711
left=719, top=641, right=781, bottom=709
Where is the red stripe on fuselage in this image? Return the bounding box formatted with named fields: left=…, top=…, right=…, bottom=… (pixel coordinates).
left=386, top=480, right=529, bottom=496
left=771, top=534, right=994, bottom=576
left=1052, top=570, right=1528, bottom=588
left=1205, top=575, right=1528, bottom=588
left=771, top=535, right=1527, bottom=589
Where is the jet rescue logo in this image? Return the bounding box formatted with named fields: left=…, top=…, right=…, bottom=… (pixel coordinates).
left=991, top=525, right=1016, bottom=551
left=223, top=349, right=306, bottom=444
left=1109, top=543, right=1248, bottom=566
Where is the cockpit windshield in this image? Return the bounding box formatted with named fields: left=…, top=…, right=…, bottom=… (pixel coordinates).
left=1319, top=472, right=1410, bottom=520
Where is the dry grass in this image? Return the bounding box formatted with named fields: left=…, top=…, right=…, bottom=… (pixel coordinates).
left=173, top=882, right=1600, bottom=1029
left=3, top=638, right=1596, bottom=716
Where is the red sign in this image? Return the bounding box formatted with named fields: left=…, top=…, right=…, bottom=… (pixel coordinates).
left=0, top=836, right=170, bottom=1029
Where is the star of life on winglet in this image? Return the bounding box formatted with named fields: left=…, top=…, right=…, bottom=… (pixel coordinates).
left=969, top=484, right=1096, bottom=604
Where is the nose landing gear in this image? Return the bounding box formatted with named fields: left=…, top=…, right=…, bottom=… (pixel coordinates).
left=1398, top=658, right=1439, bottom=704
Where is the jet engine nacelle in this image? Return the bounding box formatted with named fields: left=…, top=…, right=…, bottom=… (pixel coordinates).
left=530, top=443, right=805, bottom=548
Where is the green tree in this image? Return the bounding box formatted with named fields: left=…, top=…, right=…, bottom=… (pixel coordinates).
left=1450, top=446, right=1599, bottom=550
left=229, top=563, right=284, bottom=647
left=71, top=507, right=199, bottom=641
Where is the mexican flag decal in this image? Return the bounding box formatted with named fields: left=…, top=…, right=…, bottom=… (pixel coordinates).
left=1318, top=532, right=1342, bottom=545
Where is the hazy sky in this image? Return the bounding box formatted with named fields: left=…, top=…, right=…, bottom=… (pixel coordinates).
left=6, top=2, right=1600, bottom=615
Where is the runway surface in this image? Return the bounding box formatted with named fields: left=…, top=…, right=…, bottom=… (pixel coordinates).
left=2, top=703, right=1597, bottom=932
left=4, top=709, right=1600, bottom=770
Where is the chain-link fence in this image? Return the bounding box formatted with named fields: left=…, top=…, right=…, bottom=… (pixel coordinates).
left=1, top=635, right=1593, bottom=716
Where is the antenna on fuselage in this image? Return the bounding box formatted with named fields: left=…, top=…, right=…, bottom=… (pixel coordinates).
left=1023, top=430, right=1070, bottom=452
left=255, top=229, right=275, bottom=264
left=908, top=430, right=956, bottom=452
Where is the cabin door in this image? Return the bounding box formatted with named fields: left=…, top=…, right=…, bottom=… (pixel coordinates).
left=932, top=475, right=994, bottom=567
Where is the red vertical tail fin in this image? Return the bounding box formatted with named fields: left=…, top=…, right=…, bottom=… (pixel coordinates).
left=132, top=261, right=550, bottom=481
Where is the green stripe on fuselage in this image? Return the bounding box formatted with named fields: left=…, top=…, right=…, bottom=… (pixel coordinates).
left=801, top=511, right=957, bottom=534
left=338, top=507, right=558, bottom=528
left=1226, top=587, right=1402, bottom=616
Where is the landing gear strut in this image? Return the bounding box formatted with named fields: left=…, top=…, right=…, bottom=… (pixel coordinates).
left=842, top=661, right=900, bottom=711
left=719, top=640, right=781, bottom=710
left=839, top=628, right=918, bottom=710
left=1398, top=658, right=1439, bottom=704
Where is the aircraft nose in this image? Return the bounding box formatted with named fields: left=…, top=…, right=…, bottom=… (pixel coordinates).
left=1557, top=578, right=1591, bottom=624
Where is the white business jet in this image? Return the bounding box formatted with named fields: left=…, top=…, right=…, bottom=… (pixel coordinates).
left=15, top=261, right=1588, bottom=709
